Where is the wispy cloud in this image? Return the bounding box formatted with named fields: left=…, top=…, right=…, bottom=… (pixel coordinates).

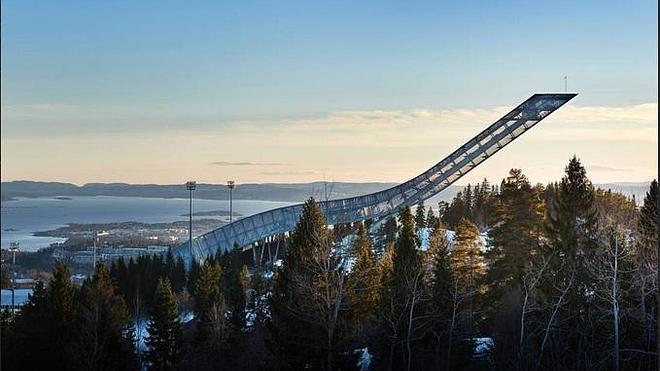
left=586, top=165, right=633, bottom=172
left=210, top=161, right=283, bottom=166
left=260, top=170, right=319, bottom=176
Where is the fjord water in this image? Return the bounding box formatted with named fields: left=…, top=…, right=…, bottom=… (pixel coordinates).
left=1, top=196, right=293, bottom=251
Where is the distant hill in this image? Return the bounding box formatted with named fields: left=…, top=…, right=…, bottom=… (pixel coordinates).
left=0, top=181, right=404, bottom=203
left=0, top=180, right=652, bottom=204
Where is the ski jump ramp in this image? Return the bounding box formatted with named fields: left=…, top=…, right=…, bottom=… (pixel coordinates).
left=173, top=93, right=577, bottom=263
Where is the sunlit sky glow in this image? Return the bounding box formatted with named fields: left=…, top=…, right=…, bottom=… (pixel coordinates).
left=1, top=1, right=657, bottom=185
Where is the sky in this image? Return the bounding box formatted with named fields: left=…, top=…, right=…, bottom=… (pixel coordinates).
left=1, top=0, right=657, bottom=186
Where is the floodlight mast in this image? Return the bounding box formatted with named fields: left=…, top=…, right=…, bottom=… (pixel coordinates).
left=227, top=181, right=236, bottom=223
left=9, top=242, right=20, bottom=314
left=186, top=181, right=197, bottom=255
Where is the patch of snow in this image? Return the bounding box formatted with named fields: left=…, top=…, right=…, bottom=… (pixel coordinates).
left=354, top=347, right=372, bottom=371
left=133, top=317, right=149, bottom=353
left=478, top=233, right=491, bottom=253
left=339, top=234, right=356, bottom=251
left=417, top=227, right=431, bottom=251
left=342, top=256, right=356, bottom=273
left=179, top=311, right=194, bottom=324
left=472, top=337, right=494, bottom=358
left=445, top=230, right=456, bottom=245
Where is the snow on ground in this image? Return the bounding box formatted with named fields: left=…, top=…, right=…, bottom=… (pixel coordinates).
left=472, top=337, right=495, bottom=359
left=342, top=256, right=356, bottom=273
left=416, top=227, right=490, bottom=253
left=133, top=317, right=149, bottom=353
left=180, top=311, right=195, bottom=324
left=354, top=347, right=372, bottom=371
left=417, top=227, right=431, bottom=250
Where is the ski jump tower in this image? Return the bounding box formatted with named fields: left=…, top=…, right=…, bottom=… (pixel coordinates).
left=173, top=93, right=577, bottom=264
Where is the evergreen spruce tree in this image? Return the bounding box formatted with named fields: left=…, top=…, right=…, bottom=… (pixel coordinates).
left=442, top=191, right=468, bottom=229
left=543, top=156, right=599, bottom=368
left=10, top=261, right=76, bottom=370
left=426, top=207, right=438, bottom=229
left=146, top=278, right=182, bottom=371
left=377, top=206, right=424, bottom=371
left=450, top=218, right=484, bottom=340
left=227, top=264, right=250, bottom=331
left=270, top=198, right=347, bottom=370
left=1, top=308, right=16, bottom=369
left=486, top=169, right=544, bottom=290
left=464, top=184, right=473, bottom=220
left=415, top=201, right=427, bottom=231
left=187, top=258, right=201, bottom=294
left=634, top=179, right=658, bottom=362
left=44, top=262, right=76, bottom=369
left=392, top=206, right=421, bottom=290
left=425, top=220, right=454, bottom=367
left=379, top=216, right=398, bottom=251
left=10, top=281, right=51, bottom=370
left=451, top=218, right=484, bottom=288
left=347, top=222, right=380, bottom=331
left=72, top=262, right=137, bottom=370
left=638, top=179, right=658, bottom=250
left=172, top=256, right=187, bottom=293
left=547, top=155, right=598, bottom=263
left=194, top=259, right=226, bottom=343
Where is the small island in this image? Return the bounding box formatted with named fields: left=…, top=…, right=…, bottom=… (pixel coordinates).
left=180, top=209, right=242, bottom=218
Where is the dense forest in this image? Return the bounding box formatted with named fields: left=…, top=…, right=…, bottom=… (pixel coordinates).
left=1, top=157, right=657, bottom=371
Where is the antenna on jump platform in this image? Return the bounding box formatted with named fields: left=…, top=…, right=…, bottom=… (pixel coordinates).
left=564, top=74, right=568, bottom=92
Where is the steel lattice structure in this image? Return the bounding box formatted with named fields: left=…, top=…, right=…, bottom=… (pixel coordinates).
left=172, top=93, right=576, bottom=263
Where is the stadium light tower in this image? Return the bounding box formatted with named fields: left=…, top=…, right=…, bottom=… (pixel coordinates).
left=186, top=181, right=197, bottom=253
left=8, top=242, right=19, bottom=315
left=227, top=181, right=236, bottom=223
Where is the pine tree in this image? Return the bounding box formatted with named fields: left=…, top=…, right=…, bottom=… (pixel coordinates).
left=172, top=256, right=186, bottom=293
left=442, top=191, right=468, bottom=229
left=543, top=156, right=599, bottom=368
left=347, top=222, right=380, bottom=331
left=547, top=155, right=598, bottom=263
left=72, top=262, right=137, bottom=370
left=393, top=206, right=421, bottom=287
left=464, top=184, right=473, bottom=220
left=415, top=201, right=427, bottom=231
left=451, top=218, right=484, bottom=288
left=379, top=216, right=398, bottom=252
left=194, top=259, right=226, bottom=343
left=45, top=262, right=77, bottom=369
left=638, top=179, right=658, bottom=249
left=425, top=220, right=454, bottom=367
left=270, top=198, right=347, bottom=370
left=227, top=264, right=250, bottom=331
left=450, top=218, right=484, bottom=341
left=9, top=281, right=51, bottom=370
left=487, top=169, right=544, bottom=288
left=378, top=206, right=425, bottom=371
left=187, top=258, right=201, bottom=294
left=426, top=208, right=438, bottom=229
left=10, top=261, right=76, bottom=370
left=146, top=278, right=182, bottom=371
left=633, top=179, right=658, bottom=363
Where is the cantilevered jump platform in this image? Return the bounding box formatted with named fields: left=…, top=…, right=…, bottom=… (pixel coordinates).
left=172, top=93, right=577, bottom=263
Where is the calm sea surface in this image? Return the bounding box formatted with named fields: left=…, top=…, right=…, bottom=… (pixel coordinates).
left=1, top=196, right=293, bottom=252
